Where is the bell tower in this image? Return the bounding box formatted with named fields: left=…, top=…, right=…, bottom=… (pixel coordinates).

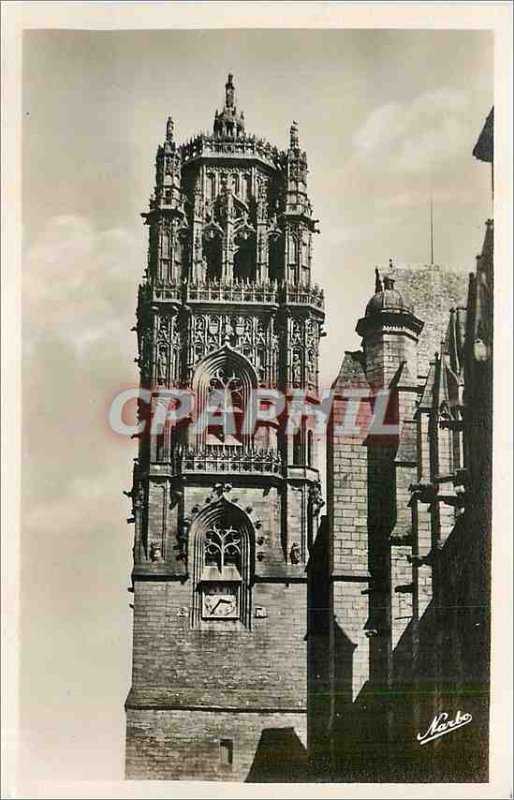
left=125, top=75, right=325, bottom=781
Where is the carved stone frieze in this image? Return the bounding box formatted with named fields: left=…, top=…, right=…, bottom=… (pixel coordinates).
left=186, top=311, right=277, bottom=382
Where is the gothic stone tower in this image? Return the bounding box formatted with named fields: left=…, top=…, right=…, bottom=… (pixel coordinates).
left=125, top=75, right=325, bottom=781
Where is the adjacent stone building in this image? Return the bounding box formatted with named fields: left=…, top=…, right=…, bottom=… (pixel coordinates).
left=124, top=80, right=493, bottom=783
left=310, top=117, right=493, bottom=780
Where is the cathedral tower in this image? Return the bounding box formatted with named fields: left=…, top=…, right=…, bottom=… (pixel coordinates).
left=125, top=75, right=325, bottom=781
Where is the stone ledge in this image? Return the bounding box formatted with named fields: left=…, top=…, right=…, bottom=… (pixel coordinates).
left=126, top=687, right=306, bottom=712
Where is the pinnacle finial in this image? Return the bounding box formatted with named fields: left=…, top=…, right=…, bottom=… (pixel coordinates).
left=290, top=120, right=299, bottom=149
left=375, top=267, right=383, bottom=293
left=166, top=116, right=174, bottom=142
left=225, top=73, right=235, bottom=108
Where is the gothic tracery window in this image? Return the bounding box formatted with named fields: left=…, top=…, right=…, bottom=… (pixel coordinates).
left=192, top=347, right=258, bottom=448
left=207, top=367, right=245, bottom=445
left=191, top=504, right=253, bottom=627
left=204, top=524, right=242, bottom=571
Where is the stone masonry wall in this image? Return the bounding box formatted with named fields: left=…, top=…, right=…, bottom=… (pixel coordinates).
left=126, top=564, right=308, bottom=779
left=126, top=708, right=307, bottom=781
left=325, top=371, right=372, bottom=776
left=391, top=265, right=467, bottom=377
left=128, top=579, right=307, bottom=709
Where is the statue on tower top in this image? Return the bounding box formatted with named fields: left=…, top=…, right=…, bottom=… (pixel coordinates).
left=225, top=73, right=235, bottom=108
left=166, top=116, right=174, bottom=143
left=213, top=74, right=245, bottom=139
left=290, top=120, right=299, bottom=149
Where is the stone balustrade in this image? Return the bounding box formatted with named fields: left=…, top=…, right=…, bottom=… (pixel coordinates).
left=147, top=280, right=324, bottom=310
left=172, top=445, right=282, bottom=475
left=180, top=134, right=281, bottom=167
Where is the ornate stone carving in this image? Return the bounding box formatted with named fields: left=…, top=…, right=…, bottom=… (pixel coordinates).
left=309, top=481, right=325, bottom=515
left=176, top=517, right=189, bottom=563
left=174, top=446, right=282, bottom=475
left=156, top=342, right=168, bottom=386
left=132, top=77, right=325, bottom=595
left=292, top=349, right=303, bottom=386
left=150, top=542, right=162, bottom=562
left=289, top=542, right=301, bottom=564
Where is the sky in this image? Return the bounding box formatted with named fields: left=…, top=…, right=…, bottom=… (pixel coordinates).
left=21, top=26, right=493, bottom=782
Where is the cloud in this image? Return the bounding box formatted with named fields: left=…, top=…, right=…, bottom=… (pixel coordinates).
left=320, top=221, right=378, bottom=245
left=376, top=186, right=478, bottom=211
left=23, top=214, right=141, bottom=498
left=21, top=215, right=139, bottom=779
left=24, top=214, right=143, bottom=358
left=352, top=88, right=472, bottom=173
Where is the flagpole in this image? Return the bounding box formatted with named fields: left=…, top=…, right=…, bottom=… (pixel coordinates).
left=430, top=195, right=434, bottom=266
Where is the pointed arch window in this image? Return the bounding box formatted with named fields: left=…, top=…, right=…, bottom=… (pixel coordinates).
left=293, top=429, right=303, bottom=465
left=207, top=173, right=216, bottom=199
left=289, top=234, right=299, bottom=264
left=268, top=231, right=283, bottom=282
left=203, top=231, right=222, bottom=282
left=191, top=502, right=253, bottom=627
left=204, top=524, right=242, bottom=571
left=234, top=235, right=255, bottom=282
left=163, top=174, right=172, bottom=205
left=192, top=346, right=258, bottom=447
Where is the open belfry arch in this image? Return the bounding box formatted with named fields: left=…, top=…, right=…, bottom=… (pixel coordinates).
left=125, top=75, right=325, bottom=781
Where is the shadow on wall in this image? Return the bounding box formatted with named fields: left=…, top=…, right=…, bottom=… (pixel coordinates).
left=328, top=509, right=490, bottom=782
left=245, top=727, right=309, bottom=782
